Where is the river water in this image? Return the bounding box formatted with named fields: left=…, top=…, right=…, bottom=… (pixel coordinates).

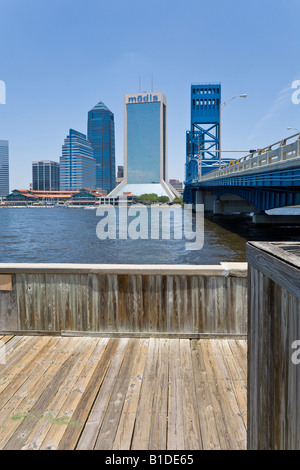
left=0, top=206, right=299, bottom=265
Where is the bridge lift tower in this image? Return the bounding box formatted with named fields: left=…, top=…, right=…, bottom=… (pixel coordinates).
left=185, top=83, right=225, bottom=184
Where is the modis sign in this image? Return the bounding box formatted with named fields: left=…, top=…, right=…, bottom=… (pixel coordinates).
left=127, top=93, right=159, bottom=104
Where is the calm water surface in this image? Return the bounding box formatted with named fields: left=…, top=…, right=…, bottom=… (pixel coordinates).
left=0, top=207, right=300, bottom=264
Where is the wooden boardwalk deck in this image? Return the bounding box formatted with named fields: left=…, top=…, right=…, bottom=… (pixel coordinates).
left=0, top=335, right=247, bottom=450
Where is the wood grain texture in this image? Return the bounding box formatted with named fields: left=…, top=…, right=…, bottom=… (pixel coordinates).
left=247, top=241, right=300, bottom=450
left=0, top=270, right=247, bottom=337
left=0, top=335, right=247, bottom=450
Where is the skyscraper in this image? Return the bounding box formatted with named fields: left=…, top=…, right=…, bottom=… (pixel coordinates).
left=60, top=129, right=96, bottom=190
left=32, top=160, right=60, bottom=191
left=0, top=140, right=9, bottom=197
left=87, top=102, right=116, bottom=193
left=108, top=92, right=178, bottom=199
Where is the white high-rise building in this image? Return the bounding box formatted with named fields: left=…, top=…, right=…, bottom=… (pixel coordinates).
left=0, top=140, right=9, bottom=197
left=108, top=92, right=178, bottom=199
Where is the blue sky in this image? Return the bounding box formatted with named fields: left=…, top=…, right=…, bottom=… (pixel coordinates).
left=0, top=0, right=300, bottom=190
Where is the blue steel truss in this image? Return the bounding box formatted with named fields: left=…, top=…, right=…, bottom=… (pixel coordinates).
left=185, top=84, right=222, bottom=182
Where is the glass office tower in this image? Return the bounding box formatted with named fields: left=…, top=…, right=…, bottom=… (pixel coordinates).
left=87, top=102, right=116, bottom=193
left=32, top=161, right=60, bottom=191
left=0, top=140, right=9, bottom=197
left=108, top=92, right=177, bottom=199
left=60, top=129, right=96, bottom=190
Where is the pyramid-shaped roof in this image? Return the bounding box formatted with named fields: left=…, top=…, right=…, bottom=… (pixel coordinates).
left=90, top=101, right=110, bottom=112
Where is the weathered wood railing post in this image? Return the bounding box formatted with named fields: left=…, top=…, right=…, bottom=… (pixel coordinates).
left=247, top=241, right=300, bottom=450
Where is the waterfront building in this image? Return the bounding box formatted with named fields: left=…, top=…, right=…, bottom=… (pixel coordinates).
left=116, top=165, right=124, bottom=184
left=60, top=129, right=96, bottom=190
left=169, top=179, right=183, bottom=195
left=117, top=165, right=124, bottom=178
left=87, top=101, right=116, bottom=193
left=32, top=160, right=60, bottom=191
left=108, top=92, right=178, bottom=200
left=5, top=188, right=104, bottom=206
left=0, top=140, right=9, bottom=197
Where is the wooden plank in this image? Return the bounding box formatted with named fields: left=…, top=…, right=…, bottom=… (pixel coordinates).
left=208, top=340, right=246, bottom=449
left=61, top=330, right=246, bottom=339
left=39, top=338, right=109, bottom=450
left=3, top=337, right=82, bottom=449
left=131, top=338, right=159, bottom=449
left=20, top=337, right=100, bottom=450
left=112, top=339, right=149, bottom=450
left=57, top=338, right=120, bottom=450
left=248, top=241, right=300, bottom=269
left=94, top=339, right=141, bottom=450
left=179, top=339, right=202, bottom=450
left=0, top=275, right=12, bottom=291
left=0, top=337, right=58, bottom=411
left=0, top=335, right=14, bottom=346
left=148, top=338, right=169, bottom=450
left=0, top=336, right=44, bottom=395
left=246, top=243, right=300, bottom=299
left=76, top=338, right=129, bottom=450
left=0, top=338, right=67, bottom=448
left=0, top=279, right=17, bottom=330
left=216, top=340, right=247, bottom=429
left=190, top=339, right=221, bottom=450
left=228, top=339, right=247, bottom=383
left=167, top=339, right=184, bottom=450
left=199, top=340, right=237, bottom=450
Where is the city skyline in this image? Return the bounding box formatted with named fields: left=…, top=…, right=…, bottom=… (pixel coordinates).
left=0, top=0, right=299, bottom=190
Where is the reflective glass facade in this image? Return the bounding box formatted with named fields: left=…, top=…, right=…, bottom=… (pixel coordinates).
left=60, top=129, right=96, bottom=190
left=87, top=102, right=115, bottom=192
left=127, top=102, right=161, bottom=184
left=0, top=140, right=9, bottom=197
left=32, top=161, right=60, bottom=191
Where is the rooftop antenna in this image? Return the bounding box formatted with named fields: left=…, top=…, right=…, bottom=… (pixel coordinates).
left=151, top=75, right=154, bottom=92
left=139, top=76, right=141, bottom=93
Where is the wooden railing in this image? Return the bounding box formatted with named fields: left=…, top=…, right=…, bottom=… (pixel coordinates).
left=0, top=262, right=247, bottom=338
left=247, top=242, right=300, bottom=450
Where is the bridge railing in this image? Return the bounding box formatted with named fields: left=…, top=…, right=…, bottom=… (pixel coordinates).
left=200, top=133, right=300, bottom=181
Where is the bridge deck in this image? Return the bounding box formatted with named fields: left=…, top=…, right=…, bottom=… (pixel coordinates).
left=0, top=335, right=247, bottom=450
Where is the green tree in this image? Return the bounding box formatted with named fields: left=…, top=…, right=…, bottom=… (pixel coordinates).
left=135, top=193, right=159, bottom=204
left=173, top=197, right=183, bottom=205
left=157, top=196, right=169, bottom=203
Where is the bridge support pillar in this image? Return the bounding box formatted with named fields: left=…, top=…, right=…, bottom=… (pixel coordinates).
left=252, top=213, right=300, bottom=225
left=213, top=194, right=257, bottom=215
left=195, top=191, right=204, bottom=206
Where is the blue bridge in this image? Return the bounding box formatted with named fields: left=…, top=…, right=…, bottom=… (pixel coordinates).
left=183, top=133, right=300, bottom=223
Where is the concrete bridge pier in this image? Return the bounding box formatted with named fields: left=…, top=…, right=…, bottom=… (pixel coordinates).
left=212, top=194, right=257, bottom=215
left=252, top=212, right=300, bottom=225
left=194, top=190, right=215, bottom=212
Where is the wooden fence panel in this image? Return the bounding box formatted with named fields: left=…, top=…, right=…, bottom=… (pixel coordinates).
left=0, top=263, right=248, bottom=337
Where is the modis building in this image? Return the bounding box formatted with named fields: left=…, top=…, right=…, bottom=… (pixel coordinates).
left=108, top=92, right=178, bottom=200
